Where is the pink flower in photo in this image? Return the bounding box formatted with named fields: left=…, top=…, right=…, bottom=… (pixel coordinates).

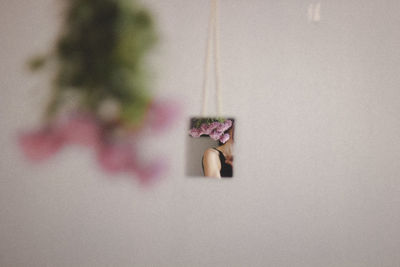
left=216, top=122, right=226, bottom=132
left=189, top=128, right=202, bottom=138
left=209, top=121, right=219, bottom=131
left=18, top=128, right=64, bottom=162
left=219, top=133, right=230, bottom=144
left=209, top=129, right=224, bottom=141
left=57, top=113, right=100, bottom=147
left=224, top=119, right=232, bottom=129
left=200, top=123, right=213, bottom=135
left=217, top=119, right=232, bottom=132
left=147, top=99, right=180, bottom=132
left=97, top=142, right=136, bottom=173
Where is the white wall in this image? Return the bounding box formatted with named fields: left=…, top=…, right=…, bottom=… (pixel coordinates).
left=1, top=0, right=400, bottom=266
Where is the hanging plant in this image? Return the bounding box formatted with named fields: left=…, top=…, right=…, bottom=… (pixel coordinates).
left=19, top=0, right=179, bottom=184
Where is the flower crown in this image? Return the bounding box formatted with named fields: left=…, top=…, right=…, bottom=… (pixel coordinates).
left=189, top=118, right=233, bottom=143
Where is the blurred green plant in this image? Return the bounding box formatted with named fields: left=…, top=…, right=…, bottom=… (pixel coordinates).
left=30, top=0, right=157, bottom=126
left=21, top=0, right=180, bottom=184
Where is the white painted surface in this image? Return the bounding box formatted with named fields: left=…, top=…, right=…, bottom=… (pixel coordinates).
left=1, top=0, right=400, bottom=266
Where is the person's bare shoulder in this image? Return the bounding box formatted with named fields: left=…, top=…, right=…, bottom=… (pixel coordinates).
left=203, top=148, right=220, bottom=167
left=203, top=148, right=221, bottom=178
left=203, top=148, right=219, bottom=160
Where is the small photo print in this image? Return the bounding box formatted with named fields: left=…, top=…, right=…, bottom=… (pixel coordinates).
left=186, top=117, right=235, bottom=178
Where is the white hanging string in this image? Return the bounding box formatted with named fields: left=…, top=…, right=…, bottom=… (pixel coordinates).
left=214, top=0, right=222, bottom=116
left=201, top=0, right=222, bottom=116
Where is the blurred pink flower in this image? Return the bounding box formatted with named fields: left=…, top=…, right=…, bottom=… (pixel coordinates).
left=135, top=160, right=167, bottom=185
left=209, top=129, right=224, bottom=141
left=147, top=99, right=180, bottom=132
left=18, top=99, right=179, bottom=185
left=189, top=128, right=202, bottom=137
left=219, top=133, right=230, bottom=143
left=57, top=113, right=100, bottom=147
left=18, top=128, right=64, bottom=162
left=97, top=142, right=136, bottom=173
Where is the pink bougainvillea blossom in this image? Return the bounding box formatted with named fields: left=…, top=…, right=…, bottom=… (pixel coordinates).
left=19, top=105, right=179, bottom=185
left=135, top=159, right=167, bottom=185
left=97, top=141, right=136, bottom=173
left=19, top=128, right=64, bottom=162
left=147, top=100, right=180, bottom=132
left=57, top=113, right=100, bottom=147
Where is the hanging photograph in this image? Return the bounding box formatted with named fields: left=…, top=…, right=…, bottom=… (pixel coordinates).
left=186, top=117, right=235, bottom=178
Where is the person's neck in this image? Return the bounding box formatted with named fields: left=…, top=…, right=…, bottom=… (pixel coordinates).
left=218, top=141, right=233, bottom=157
